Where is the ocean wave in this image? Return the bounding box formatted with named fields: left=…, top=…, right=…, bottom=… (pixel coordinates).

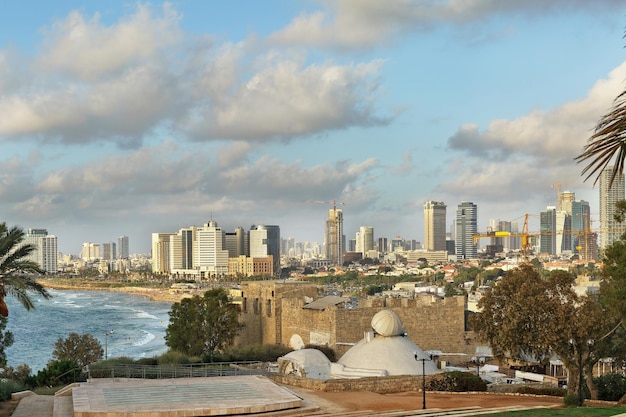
left=132, top=330, right=156, bottom=347
left=134, top=310, right=160, bottom=320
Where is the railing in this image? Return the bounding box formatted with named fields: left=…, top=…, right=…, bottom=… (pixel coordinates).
left=86, top=361, right=267, bottom=379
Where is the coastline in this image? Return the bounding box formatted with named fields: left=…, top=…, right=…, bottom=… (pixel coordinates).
left=37, top=279, right=190, bottom=303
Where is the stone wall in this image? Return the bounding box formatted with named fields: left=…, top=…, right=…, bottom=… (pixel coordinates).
left=269, top=374, right=430, bottom=394
left=237, top=282, right=481, bottom=365
left=236, top=281, right=318, bottom=347
left=280, top=294, right=479, bottom=361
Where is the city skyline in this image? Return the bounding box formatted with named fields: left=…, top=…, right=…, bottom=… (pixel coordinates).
left=2, top=1, right=625, bottom=254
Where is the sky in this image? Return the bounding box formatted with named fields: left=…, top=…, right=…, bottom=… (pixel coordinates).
left=2, top=1, right=626, bottom=255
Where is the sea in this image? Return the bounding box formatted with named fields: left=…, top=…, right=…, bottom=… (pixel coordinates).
left=4, top=288, right=172, bottom=372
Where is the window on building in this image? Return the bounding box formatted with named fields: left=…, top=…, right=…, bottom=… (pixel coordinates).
left=266, top=299, right=272, bottom=316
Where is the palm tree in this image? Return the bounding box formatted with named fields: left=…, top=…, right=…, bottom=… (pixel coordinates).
left=576, top=80, right=626, bottom=188
left=0, top=223, right=51, bottom=316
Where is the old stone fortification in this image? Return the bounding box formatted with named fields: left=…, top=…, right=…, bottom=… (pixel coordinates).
left=237, top=281, right=480, bottom=364
left=269, top=374, right=429, bottom=393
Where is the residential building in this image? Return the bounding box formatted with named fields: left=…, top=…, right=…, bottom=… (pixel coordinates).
left=151, top=233, right=174, bottom=273
left=81, top=242, right=100, bottom=262
left=24, top=228, right=58, bottom=274
left=600, top=166, right=626, bottom=248
left=356, top=226, right=374, bottom=257
left=423, top=201, right=447, bottom=251
left=455, top=202, right=478, bottom=260
left=228, top=255, right=274, bottom=277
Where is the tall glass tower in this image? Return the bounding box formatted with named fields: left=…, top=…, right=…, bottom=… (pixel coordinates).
left=455, top=202, right=477, bottom=260
left=600, top=166, right=625, bottom=248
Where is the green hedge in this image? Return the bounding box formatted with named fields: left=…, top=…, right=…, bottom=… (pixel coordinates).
left=426, top=371, right=487, bottom=392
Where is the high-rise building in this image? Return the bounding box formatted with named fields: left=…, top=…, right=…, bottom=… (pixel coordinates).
left=170, top=228, right=194, bottom=270
left=151, top=233, right=174, bottom=273
left=195, top=220, right=229, bottom=278
left=24, top=228, right=58, bottom=274
left=325, top=208, right=343, bottom=265
left=540, top=207, right=557, bottom=255
left=81, top=242, right=100, bottom=261
left=378, top=237, right=388, bottom=253
left=455, top=202, right=477, bottom=260
left=555, top=210, right=571, bottom=254
left=558, top=190, right=575, bottom=213
left=600, top=166, right=626, bottom=248
left=571, top=199, right=596, bottom=260
left=118, top=235, right=129, bottom=259
left=423, top=201, right=446, bottom=251
left=102, top=242, right=117, bottom=261
left=250, top=225, right=280, bottom=275
left=225, top=226, right=246, bottom=258
left=356, top=226, right=374, bottom=256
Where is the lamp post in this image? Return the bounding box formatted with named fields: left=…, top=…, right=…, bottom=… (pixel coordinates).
left=472, top=356, right=485, bottom=377
left=414, top=353, right=430, bottom=410
left=104, top=330, right=114, bottom=360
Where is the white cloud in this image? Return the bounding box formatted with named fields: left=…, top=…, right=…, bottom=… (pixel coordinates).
left=36, top=4, right=182, bottom=80
left=447, top=60, right=626, bottom=164
left=269, top=0, right=625, bottom=50
left=0, top=4, right=391, bottom=147
left=181, top=58, right=390, bottom=141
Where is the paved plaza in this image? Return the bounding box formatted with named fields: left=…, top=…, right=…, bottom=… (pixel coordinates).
left=66, top=375, right=302, bottom=417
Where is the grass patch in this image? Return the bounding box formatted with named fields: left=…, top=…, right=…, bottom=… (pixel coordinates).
left=487, top=407, right=626, bottom=416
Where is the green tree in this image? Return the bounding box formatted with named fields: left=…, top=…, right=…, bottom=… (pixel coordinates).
left=0, top=222, right=51, bottom=316
left=473, top=265, right=609, bottom=399
left=165, top=288, right=243, bottom=359
left=0, top=316, right=14, bottom=368
left=52, top=333, right=104, bottom=367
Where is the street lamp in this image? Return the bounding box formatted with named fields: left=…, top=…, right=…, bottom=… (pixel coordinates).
left=414, top=352, right=434, bottom=410
left=104, top=330, right=114, bottom=360
left=472, top=355, right=486, bottom=377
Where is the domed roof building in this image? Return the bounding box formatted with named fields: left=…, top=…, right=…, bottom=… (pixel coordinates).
left=337, top=309, right=438, bottom=376
left=278, top=309, right=438, bottom=380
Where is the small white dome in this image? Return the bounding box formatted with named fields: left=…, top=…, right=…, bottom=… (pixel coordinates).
left=371, top=309, right=403, bottom=336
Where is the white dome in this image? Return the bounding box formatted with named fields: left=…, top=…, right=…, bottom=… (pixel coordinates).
left=371, top=309, right=403, bottom=337
left=337, top=336, right=438, bottom=376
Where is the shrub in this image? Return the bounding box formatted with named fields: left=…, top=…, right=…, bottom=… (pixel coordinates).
left=211, top=344, right=293, bottom=362
left=34, top=360, right=82, bottom=387
left=0, top=380, right=26, bottom=401
left=157, top=351, right=196, bottom=365
left=595, top=373, right=626, bottom=402
left=426, top=371, right=487, bottom=392
left=563, top=392, right=580, bottom=407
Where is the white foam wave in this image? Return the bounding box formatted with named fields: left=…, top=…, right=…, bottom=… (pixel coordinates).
left=132, top=330, right=156, bottom=347
left=135, top=310, right=160, bottom=320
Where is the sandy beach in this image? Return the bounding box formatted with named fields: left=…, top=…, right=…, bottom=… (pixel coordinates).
left=38, top=279, right=192, bottom=303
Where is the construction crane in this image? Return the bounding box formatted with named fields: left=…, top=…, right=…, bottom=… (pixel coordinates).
left=472, top=213, right=603, bottom=263
left=473, top=214, right=534, bottom=262
left=307, top=200, right=346, bottom=266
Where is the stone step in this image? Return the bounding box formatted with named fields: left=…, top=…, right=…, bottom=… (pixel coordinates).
left=53, top=395, right=74, bottom=417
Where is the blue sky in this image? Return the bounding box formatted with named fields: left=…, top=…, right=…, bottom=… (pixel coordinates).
left=2, top=1, right=626, bottom=254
